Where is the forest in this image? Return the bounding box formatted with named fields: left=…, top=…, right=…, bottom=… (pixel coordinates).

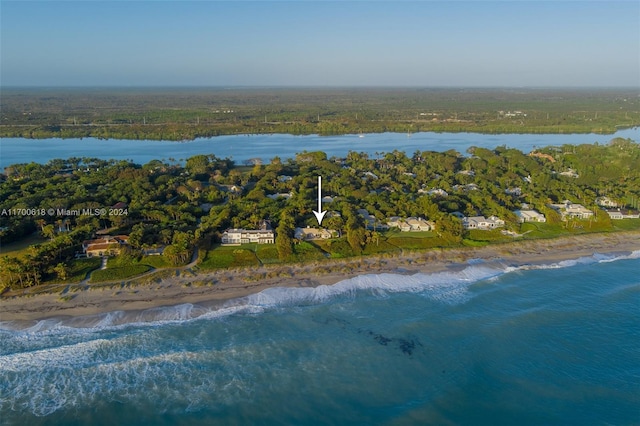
left=1, top=136, right=639, bottom=292
left=1, top=88, right=638, bottom=140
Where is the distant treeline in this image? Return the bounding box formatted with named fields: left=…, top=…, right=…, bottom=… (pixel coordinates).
left=1, top=88, right=638, bottom=140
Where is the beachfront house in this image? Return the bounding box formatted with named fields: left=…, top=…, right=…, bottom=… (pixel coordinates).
left=294, top=227, right=337, bottom=240
left=514, top=209, right=546, bottom=223
left=82, top=235, right=129, bottom=257
left=221, top=220, right=275, bottom=245
left=387, top=216, right=435, bottom=232
left=462, top=216, right=505, bottom=230
left=604, top=208, right=640, bottom=220
left=549, top=201, right=593, bottom=220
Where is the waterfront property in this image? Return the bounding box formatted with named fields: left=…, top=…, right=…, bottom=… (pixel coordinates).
left=604, top=208, right=640, bottom=220
left=294, top=227, right=337, bottom=240
left=387, top=216, right=435, bottom=232
left=462, top=216, right=505, bottom=230
left=82, top=235, right=129, bottom=257
left=514, top=209, right=547, bottom=223
left=221, top=220, right=275, bottom=245
left=549, top=201, right=594, bottom=220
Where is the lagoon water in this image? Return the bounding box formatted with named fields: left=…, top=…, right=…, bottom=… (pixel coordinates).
left=1, top=253, right=639, bottom=425
left=1, top=127, right=638, bottom=170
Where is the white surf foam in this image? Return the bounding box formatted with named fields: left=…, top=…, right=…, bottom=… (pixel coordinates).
left=2, top=250, right=638, bottom=334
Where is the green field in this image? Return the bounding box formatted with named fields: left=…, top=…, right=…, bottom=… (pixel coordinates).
left=199, top=245, right=260, bottom=269
left=386, top=231, right=442, bottom=250
left=64, top=258, right=102, bottom=282
left=255, top=245, right=281, bottom=264
left=90, top=264, right=152, bottom=283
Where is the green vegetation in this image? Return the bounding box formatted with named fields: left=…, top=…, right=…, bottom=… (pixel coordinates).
left=63, top=258, right=102, bottom=283
left=89, top=265, right=152, bottom=283
left=199, top=246, right=260, bottom=270
left=1, top=133, right=639, bottom=291
left=1, top=88, right=638, bottom=140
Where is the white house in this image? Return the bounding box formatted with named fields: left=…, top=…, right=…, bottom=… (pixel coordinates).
left=462, top=216, right=505, bottom=230
left=221, top=221, right=274, bottom=245
left=267, top=192, right=293, bottom=200
left=405, top=217, right=435, bottom=231
left=294, top=227, right=336, bottom=240
left=514, top=210, right=546, bottom=223
left=604, top=208, right=640, bottom=220
left=549, top=201, right=593, bottom=220
left=559, top=169, right=579, bottom=178
left=596, top=197, right=619, bottom=208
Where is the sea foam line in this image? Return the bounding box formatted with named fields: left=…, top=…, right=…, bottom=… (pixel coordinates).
left=1, top=250, right=638, bottom=335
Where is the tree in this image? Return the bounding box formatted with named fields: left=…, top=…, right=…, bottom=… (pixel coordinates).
left=54, top=262, right=69, bottom=281
left=185, top=154, right=210, bottom=176
left=276, top=211, right=294, bottom=260
left=42, top=224, right=56, bottom=241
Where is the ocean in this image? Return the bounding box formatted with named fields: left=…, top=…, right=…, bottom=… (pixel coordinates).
left=1, top=252, right=639, bottom=425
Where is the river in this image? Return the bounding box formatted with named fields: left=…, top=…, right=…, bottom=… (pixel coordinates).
left=0, top=128, right=638, bottom=169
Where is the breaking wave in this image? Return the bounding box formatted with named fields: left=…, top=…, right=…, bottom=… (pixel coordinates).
left=1, top=250, right=638, bottom=334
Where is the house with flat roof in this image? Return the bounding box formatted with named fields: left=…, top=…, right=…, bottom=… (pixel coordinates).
left=221, top=220, right=274, bottom=245
left=514, top=210, right=546, bottom=223
left=549, top=201, right=593, bottom=220
left=462, top=216, right=505, bottom=230
left=604, top=208, right=640, bottom=220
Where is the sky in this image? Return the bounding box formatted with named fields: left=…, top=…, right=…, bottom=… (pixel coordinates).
left=1, top=1, right=639, bottom=87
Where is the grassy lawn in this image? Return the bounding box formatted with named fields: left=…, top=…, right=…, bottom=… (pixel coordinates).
left=65, top=258, right=102, bottom=282
left=383, top=230, right=444, bottom=250
left=465, top=229, right=513, bottom=243
left=362, top=240, right=401, bottom=255
left=0, top=233, right=48, bottom=258
left=255, top=245, right=281, bottom=264
left=312, top=238, right=356, bottom=258
left=139, top=255, right=171, bottom=269
left=199, top=245, right=260, bottom=269
left=610, top=218, right=640, bottom=231
left=90, top=265, right=152, bottom=283
left=293, top=241, right=327, bottom=262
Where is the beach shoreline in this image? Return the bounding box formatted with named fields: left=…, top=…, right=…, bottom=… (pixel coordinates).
left=1, top=231, right=639, bottom=326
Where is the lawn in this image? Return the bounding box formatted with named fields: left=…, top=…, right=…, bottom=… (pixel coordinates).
left=465, top=229, right=513, bottom=243
left=65, top=258, right=102, bottom=282
left=386, top=235, right=442, bottom=250
left=362, top=239, right=401, bottom=255
left=611, top=218, right=640, bottom=231
left=1, top=233, right=48, bottom=258
left=139, top=255, right=171, bottom=269
left=90, top=265, right=152, bottom=283
left=293, top=241, right=327, bottom=262
left=199, top=245, right=260, bottom=269
left=312, top=238, right=356, bottom=258
left=255, top=245, right=281, bottom=264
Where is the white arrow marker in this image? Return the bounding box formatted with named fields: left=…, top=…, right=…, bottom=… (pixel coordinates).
left=312, top=175, right=327, bottom=225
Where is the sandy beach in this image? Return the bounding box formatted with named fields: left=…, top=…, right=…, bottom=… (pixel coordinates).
left=1, top=231, right=639, bottom=325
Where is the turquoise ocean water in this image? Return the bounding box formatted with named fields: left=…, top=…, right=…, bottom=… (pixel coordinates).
left=1, top=252, right=639, bottom=425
